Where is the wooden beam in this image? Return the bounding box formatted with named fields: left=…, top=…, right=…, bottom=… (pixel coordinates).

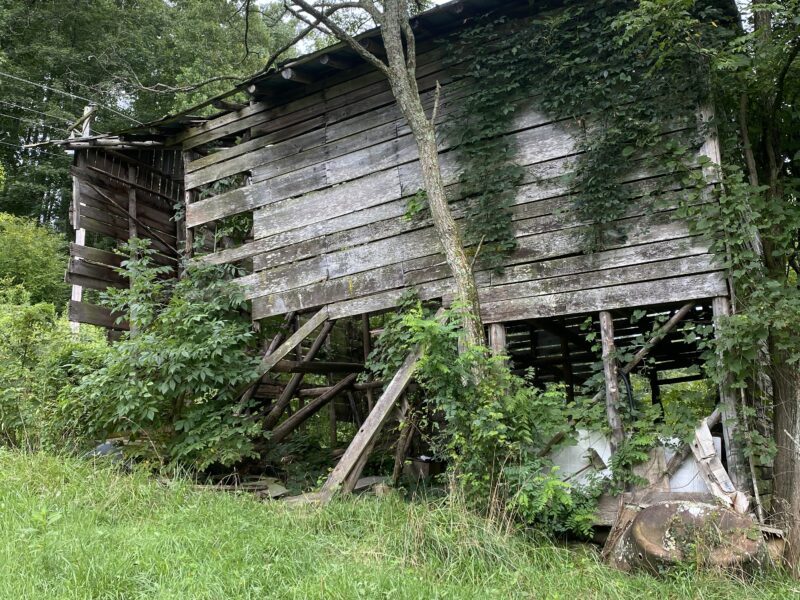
left=488, top=323, right=507, bottom=357
left=711, top=296, right=749, bottom=491
left=319, top=54, right=353, bottom=70
left=68, top=300, right=128, bottom=330
left=264, top=320, right=336, bottom=429
left=271, top=360, right=364, bottom=374
left=621, top=302, right=695, bottom=376
left=600, top=311, right=625, bottom=453
left=270, top=373, right=358, bottom=445
left=128, top=164, right=138, bottom=239
left=318, top=310, right=438, bottom=503
left=257, top=308, right=329, bottom=376
left=281, top=68, right=312, bottom=84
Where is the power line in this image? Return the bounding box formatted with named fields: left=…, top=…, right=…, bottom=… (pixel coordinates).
left=0, top=70, right=143, bottom=125
left=0, top=100, right=109, bottom=135
left=0, top=100, right=76, bottom=125
left=0, top=111, right=69, bottom=133
left=0, top=139, right=66, bottom=159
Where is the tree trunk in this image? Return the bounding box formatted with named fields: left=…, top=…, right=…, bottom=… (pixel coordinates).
left=770, top=339, right=800, bottom=575
left=379, top=2, right=486, bottom=348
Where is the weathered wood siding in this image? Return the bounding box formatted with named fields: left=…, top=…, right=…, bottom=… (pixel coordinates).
left=184, top=45, right=726, bottom=323
left=68, top=148, right=182, bottom=329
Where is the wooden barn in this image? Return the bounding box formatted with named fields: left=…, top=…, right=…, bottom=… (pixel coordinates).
left=55, top=0, right=749, bottom=507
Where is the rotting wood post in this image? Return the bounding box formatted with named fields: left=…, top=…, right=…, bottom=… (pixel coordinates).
left=181, top=151, right=196, bottom=263
left=127, top=164, right=138, bottom=239
left=270, top=373, right=358, bottom=445
left=264, top=320, right=336, bottom=429
left=488, top=323, right=507, bottom=358
left=711, top=296, right=750, bottom=491
left=560, top=328, right=574, bottom=403
left=599, top=311, right=625, bottom=453
left=68, top=104, right=94, bottom=334
left=362, top=313, right=375, bottom=412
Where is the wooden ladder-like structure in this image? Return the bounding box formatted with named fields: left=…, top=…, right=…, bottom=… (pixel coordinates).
left=247, top=306, right=431, bottom=503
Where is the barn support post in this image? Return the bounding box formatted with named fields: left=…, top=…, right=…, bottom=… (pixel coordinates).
left=599, top=311, right=625, bottom=453
left=488, top=323, right=507, bottom=357
left=711, top=296, right=750, bottom=491
left=68, top=104, right=95, bottom=333
left=181, top=151, right=196, bottom=262
left=264, top=320, right=336, bottom=428
left=127, top=164, right=138, bottom=239
left=362, top=313, right=375, bottom=412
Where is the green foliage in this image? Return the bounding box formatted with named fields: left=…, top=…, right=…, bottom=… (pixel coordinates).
left=0, top=213, right=68, bottom=307
left=367, top=297, right=598, bottom=537
left=446, top=1, right=709, bottom=255
left=62, top=239, right=262, bottom=469
left=0, top=0, right=295, bottom=231
left=0, top=283, right=106, bottom=451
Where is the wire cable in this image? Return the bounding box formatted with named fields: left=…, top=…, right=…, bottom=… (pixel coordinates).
left=0, top=100, right=76, bottom=125
left=0, top=139, right=66, bottom=159
left=0, top=70, right=143, bottom=125
left=0, top=111, right=69, bottom=133
left=0, top=101, right=109, bottom=136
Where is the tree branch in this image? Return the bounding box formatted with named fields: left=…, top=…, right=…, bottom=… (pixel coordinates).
left=287, top=0, right=390, bottom=75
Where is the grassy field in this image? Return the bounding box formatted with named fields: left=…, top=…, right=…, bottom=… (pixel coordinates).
left=0, top=450, right=796, bottom=599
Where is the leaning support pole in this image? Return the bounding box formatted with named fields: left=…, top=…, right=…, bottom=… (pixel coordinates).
left=270, top=373, right=358, bottom=445
left=257, top=308, right=329, bottom=377
left=264, top=320, right=336, bottom=429
left=599, top=311, right=625, bottom=453
left=318, top=326, right=435, bottom=503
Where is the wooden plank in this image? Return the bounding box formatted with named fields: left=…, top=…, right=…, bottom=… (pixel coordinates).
left=68, top=300, right=128, bottom=330
left=247, top=264, right=407, bottom=318
left=478, top=273, right=727, bottom=323
left=319, top=316, right=437, bottom=503
left=68, top=258, right=126, bottom=287
left=257, top=308, right=329, bottom=376
left=247, top=208, right=701, bottom=303
left=69, top=243, right=123, bottom=268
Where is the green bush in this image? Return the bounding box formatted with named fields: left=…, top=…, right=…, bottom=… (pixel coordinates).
left=0, top=282, right=105, bottom=451
left=62, top=240, right=262, bottom=470
left=367, top=297, right=599, bottom=537
left=0, top=213, right=68, bottom=308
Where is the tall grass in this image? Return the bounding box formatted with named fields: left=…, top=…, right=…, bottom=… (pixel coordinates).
left=0, top=450, right=795, bottom=599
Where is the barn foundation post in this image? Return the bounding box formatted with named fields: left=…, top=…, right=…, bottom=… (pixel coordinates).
left=599, top=311, right=625, bottom=453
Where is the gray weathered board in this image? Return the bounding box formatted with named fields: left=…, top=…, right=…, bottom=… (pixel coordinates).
left=180, top=48, right=726, bottom=323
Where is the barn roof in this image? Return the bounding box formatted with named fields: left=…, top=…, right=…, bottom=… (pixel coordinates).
left=48, top=0, right=535, bottom=148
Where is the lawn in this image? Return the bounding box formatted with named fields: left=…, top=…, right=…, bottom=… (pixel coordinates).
left=0, top=450, right=795, bottom=599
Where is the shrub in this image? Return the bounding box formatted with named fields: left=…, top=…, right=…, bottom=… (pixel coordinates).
left=62, top=240, right=262, bottom=470
left=0, top=212, right=68, bottom=308
left=0, top=282, right=105, bottom=450
left=366, top=297, right=599, bottom=537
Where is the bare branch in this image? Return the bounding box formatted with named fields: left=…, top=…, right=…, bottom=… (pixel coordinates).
left=287, top=0, right=390, bottom=75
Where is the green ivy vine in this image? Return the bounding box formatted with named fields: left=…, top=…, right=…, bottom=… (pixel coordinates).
left=444, top=0, right=718, bottom=258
